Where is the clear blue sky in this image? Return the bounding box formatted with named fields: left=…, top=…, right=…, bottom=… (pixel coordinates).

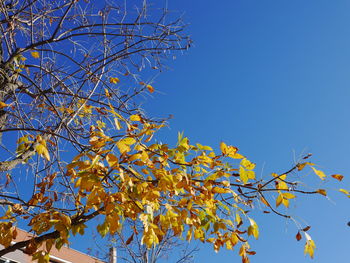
left=141, top=0, right=350, bottom=262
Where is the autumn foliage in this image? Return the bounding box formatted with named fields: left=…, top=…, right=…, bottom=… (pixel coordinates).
left=0, top=1, right=348, bottom=263
left=1, top=102, right=345, bottom=262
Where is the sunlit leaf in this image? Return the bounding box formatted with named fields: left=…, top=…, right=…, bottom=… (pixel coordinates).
left=247, top=218, right=259, bottom=239
left=0, top=102, right=8, bottom=108
left=106, top=154, right=119, bottom=168
left=296, top=162, right=314, bottom=171
left=147, top=84, right=155, bottom=93
left=276, top=194, right=283, bottom=207
left=304, top=233, right=316, bottom=259
left=35, top=143, right=50, bottom=161
left=241, top=158, right=256, bottom=170
left=331, top=174, right=344, bottom=181
left=316, top=189, right=327, bottom=196
left=31, top=51, right=40, bottom=58
left=311, top=167, right=326, bottom=180
left=116, top=137, right=136, bottom=153
left=282, top=192, right=295, bottom=199
left=130, top=115, right=141, bottom=121
left=109, top=77, right=120, bottom=84
left=339, top=188, right=350, bottom=197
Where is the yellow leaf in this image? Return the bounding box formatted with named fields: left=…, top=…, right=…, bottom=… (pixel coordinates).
left=239, top=166, right=255, bottom=184
left=106, top=154, right=119, bottom=168
left=122, top=137, right=136, bottom=145
left=212, top=187, right=231, bottom=194
left=296, top=162, right=314, bottom=171
left=109, top=77, right=120, bottom=84
left=129, top=153, right=142, bottom=162
left=220, top=142, right=241, bottom=158
left=116, top=137, right=136, bottom=154
left=196, top=143, right=213, bottom=151
left=147, top=84, right=155, bottom=93
left=276, top=180, right=288, bottom=190
left=260, top=196, right=270, bottom=207
left=104, top=88, right=111, bottom=98
left=222, top=180, right=230, bottom=187
left=0, top=102, right=8, bottom=108
left=114, top=118, right=121, bottom=130
left=239, top=166, right=248, bottom=184
left=130, top=115, right=141, bottom=121
left=235, top=213, right=242, bottom=225
left=276, top=194, right=283, bottom=207
left=186, top=229, right=193, bottom=241
left=316, top=189, right=327, bottom=196
left=220, top=142, right=228, bottom=155
left=311, top=167, right=326, bottom=180
left=31, top=51, right=40, bottom=58
left=282, top=192, right=295, bottom=199
left=36, top=143, right=50, bottom=161
left=279, top=174, right=287, bottom=180
left=247, top=218, right=259, bottom=239
left=282, top=198, right=289, bottom=208
left=60, top=214, right=71, bottom=227
left=304, top=233, right=316, bottom=258
left=241, top=158, right=255, bottom=170
left=339, top=188, right=350, bottom=196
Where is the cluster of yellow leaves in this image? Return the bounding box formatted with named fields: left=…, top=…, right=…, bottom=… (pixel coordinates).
left=2, top=102, right=346, bottom=263
left=10, top=53, right=28, bottom=73
left=16, top=135, right=33, bottom=155
left=304, top=233, right=316, bottom=258
left=239, top=158, right=256, bottom=184
left=35, top=135, right=50, bottom=161
left=61, top=114, right=261, bottom=258
left=276, top=192, right=295, bottom=208
left=0, top=222, right=17, bottom=248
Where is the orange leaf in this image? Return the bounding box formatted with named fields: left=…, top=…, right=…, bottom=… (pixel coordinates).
left=316, top=189, right=327, bottom=196
left=146, top=84, right=155, bottom=93
left=0, top=102, right=9, bottom=108
left=109, top=77, right=120, bottom=84
left=331, top=174, right=344, bottom=181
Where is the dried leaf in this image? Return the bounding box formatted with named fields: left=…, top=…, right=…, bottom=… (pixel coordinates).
left=316, top=189, right=327, bottom=196
left=302, top=226, right=311, bottom=232
left=126, top=233, right=134, bottom=245
left=331, top=174, right=344, bottom=181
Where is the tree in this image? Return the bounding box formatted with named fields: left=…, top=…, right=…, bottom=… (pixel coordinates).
left=103, top=220, right=198, bottom=263
left=0, top=1, right=347, bottom=263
